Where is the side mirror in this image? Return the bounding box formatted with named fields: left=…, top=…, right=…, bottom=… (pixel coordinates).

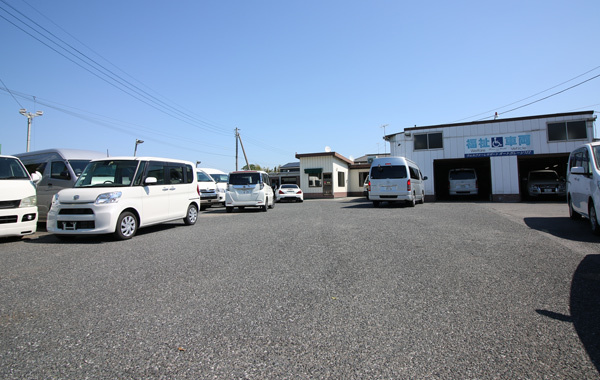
left=30, top=171, right=42, bottom=184
left=423, top=176, right=428, bottom=181
left=570, top=167, right=585, bottom=175
left=145, top=177, right=157, bottom=185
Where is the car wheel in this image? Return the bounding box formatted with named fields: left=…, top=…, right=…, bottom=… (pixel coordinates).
left=269, top=198, right=275, bottom=209
left=420, top=191, right=425, bottom=204
left=568, top=195, right=581, bottom=220
left=226, top=207, right=233, bottom=213
left=407, top=195, right=416, bottom=207
left=262, top=198, right=268, bottom=212
left=114, top=211, right=137, bottom=240
left=183, top=204, right=198, bottom=225
left=589, top=201, right=600, bottom=236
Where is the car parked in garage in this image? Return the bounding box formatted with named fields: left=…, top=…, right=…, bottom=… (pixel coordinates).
left=527, top=169, right=566, bottom=198
left=275, top=184, right=303, bottom=202
left=567, top=142, right=600, bottom=235
left=448, top=168, right=478, bottom=196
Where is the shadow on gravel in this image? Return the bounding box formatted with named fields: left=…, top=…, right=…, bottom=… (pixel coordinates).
left=524, top=217, right=600, bottom=243
left=536, top=254, right=600, bottom=375
left=25, top=223, right=180, bottom=244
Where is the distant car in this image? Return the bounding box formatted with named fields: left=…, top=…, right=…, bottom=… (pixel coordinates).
left=196, top=169, right=218, bottom=210
left=276, top=184, right=303, bottom=202
left=363, top=176, right=369, bottom=199
left=527, top=170, right=565, bottom=198
left=226, top=170, right=275, bottom=212
left=199, top=168, right=228, bottom=206
left=567, top=142, right=600, bottom=235
left=448, top=168, right=478, bottom=196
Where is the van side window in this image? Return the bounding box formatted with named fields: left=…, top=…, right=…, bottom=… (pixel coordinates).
left=168, top=165, right=184, bottom=184
left=25, top=162, right=46, bottom=176
left=409, top=166, right=419, bottom=180
left=263, top=173, right=270, bottom=186
left=146, top=161, right=165, bottom=185
left=185, top=165, right=194, bottom=184
left=51, top=161, right=70, bottom=180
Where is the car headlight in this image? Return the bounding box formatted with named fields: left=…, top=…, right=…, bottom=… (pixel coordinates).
left=95, top=191, right=122, bottom=204
left=217, top=187, right=226, bottom=193
left=51, top=193, right=60, bottom=207
left=20, top=195, right=37, bottom=207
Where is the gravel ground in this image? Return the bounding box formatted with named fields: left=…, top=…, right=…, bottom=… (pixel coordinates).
left=0, top=198, right=598, bottom=379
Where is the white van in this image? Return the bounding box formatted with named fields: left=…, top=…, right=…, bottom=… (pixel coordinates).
left=368, top=156, right=427, bottom=207
left=15, top=149, right=106, bottom=221
left=199, top=168, right=228, bottom=206
left=225, top=170, right=274, bottom=212
left=196, top=169, right=218, bottom=210
left=46, top=157, right=200, bottom=240
left=566, top=142, right=600, bottom=235
left=0, top=155, right=42, bottom=238
left=448, top=168, right=478, bottom=196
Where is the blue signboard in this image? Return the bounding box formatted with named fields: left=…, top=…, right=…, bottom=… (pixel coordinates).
left=464, top=133, right=533, bottom=158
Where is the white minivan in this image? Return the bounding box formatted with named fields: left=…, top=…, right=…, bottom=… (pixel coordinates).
left=368, top=156, right=427, bottom=207
left=225, top=170, right=274, bottom=212
left=566, top=142, right=600, bottom=235
left=196, top=169, right=218, bottom=210
left=15, top=148, right=106, bottom=221
left=0, top=155, right=42, bottom=238
left=47, top=157, right=200, bottom=240
left=199, top=168, right=228, bottom=206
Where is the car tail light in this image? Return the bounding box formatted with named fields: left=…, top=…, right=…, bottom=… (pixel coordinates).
left=279, top=190, right=285, bottom=194
left=368, top=181, right=371, bottom=191
left=407, top=179, right=411, bottom=191
left=476, top=180, right=479, bottom=189
left=297, top=190, right=302, bottom=194
left=197, top=184, right=200, bottom=196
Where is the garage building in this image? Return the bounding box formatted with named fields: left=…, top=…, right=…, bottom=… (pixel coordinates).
left=386, top=110, right=597, bottom=202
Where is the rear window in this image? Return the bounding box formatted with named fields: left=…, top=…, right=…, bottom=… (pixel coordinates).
left=281, top=184, right=298, bottom=189
left=229, top=172, right=261, bottom=185
left=449, top=170, right=476, bottom=180
left=529, top=171, right=558, bottom=181
left=370, top=165, right=407, bottom=179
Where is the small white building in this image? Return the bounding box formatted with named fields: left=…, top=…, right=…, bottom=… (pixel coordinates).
left=387, top=110, right=597, bottom=201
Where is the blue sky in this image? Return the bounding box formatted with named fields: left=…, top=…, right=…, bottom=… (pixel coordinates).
left=1, top=0, right=599, bottom=172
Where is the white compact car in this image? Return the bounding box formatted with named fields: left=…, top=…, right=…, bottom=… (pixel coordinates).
left=47, top=157, right=200, bottom=240
left=199, top=168, right=228, bottom=206
left=567, top=142, right=600, bottom=235
left=0, top=155, right=41, bottom=238
left=226, top=170, right=274, bottom=212
left=275, top=184, right=304, bottom=202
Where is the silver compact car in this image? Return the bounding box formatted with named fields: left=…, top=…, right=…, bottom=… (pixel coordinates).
left=275, top=184, right=304, bottom=202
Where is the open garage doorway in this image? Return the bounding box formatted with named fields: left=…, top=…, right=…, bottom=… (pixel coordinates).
left=433, top=158, right=492, bottom=201
left=517, top=154, right=569, bottom=201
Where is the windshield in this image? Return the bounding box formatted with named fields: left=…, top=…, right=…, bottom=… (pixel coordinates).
left=281, top=184, right=299, bottom=189
left=68, top=160, right=92, bottom=177
left=529, top=171, right=559, bottom=181
left=0, top=157, right=30, bottom=180
left=197, top=171, right=214, bottom=182
left=370, top=165, right=407, bottom=179
left=75, top=160, right=139, bottom=187
left=593, top=145, right=600, bottom=170
left=449, top=170, right=476, bottom=180
left=229, top=172, right=261, bottom=185
left=210, top=173, right=228, bottom=183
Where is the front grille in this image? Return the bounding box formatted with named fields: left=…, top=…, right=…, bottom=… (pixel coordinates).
left=58, top=221, right=95, bottom=230
left=59, top=208, right=94, bottom=215
left=0, top=215, right=18, bottom=224
left=0, top=200, right=20, bottom=209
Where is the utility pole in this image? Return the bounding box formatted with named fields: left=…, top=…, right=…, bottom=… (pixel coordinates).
left=19, top=108, right=43, bottom=152
left=236, top=130, right=250, bottom=170
left=235, top=128, right=239, bottom=171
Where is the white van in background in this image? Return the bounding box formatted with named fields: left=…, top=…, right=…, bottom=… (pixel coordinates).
left=0, top=155, right=42, bottom=238
left=47, top=157, right=200, bottom=240
left=448, top=168, right=478, bottom=196
left=199, top=168, right=228, bottom=206
left=196, top=169, right=218, bottom=210
left=226, top=170, right=274, bottom=212
left=368, top=156, right=427, bottom=207
left=15, top=148, right=106, bottom=221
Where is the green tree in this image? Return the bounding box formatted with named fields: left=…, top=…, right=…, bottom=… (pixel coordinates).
left=242, top=164, right=262, bottom=171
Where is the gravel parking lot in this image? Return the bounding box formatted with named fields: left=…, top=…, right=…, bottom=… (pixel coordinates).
left=1, top=199, right=599, bottom=379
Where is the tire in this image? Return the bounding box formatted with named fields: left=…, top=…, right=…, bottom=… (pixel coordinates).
left=114, top=211, right=137, bottom=240
left=183, top=204, right=198, bottom=225
left=568, top=196, right=581, bottom=220
left=262, top=198, right=268, bottom=212
left=407, top=195, right=416, bottom=207
left=226, top=207, right=233, bottom=213
left=589, top=201, right=600, bottom=236
left=420, top=191, right=425, bottom=204
left=269, top=198, right=275, bottom=209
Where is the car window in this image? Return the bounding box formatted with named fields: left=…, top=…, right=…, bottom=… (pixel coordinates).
left=197, top=171, right=214, bottom=182
left=229, top=172, right=260, bottom=185
left=146, top=161, right=166, bottom=185
left=281, top=184, right=298, bottom=189
left=0, top=157, right=30, bottom=179
left=210, top=173, right=228, bottom=182
left=75, top=160, right=140, bottom=187
left=529, top=171, right=558, bottom=181
left=51, top=161, right=70, bottom=180
left=592, top=146, right=600, bottom=170
left=370, top=165, right=407, bottom=179
left=69, top=160, right=91, bottom=177
left=450, top=170, right=476, bottom=180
